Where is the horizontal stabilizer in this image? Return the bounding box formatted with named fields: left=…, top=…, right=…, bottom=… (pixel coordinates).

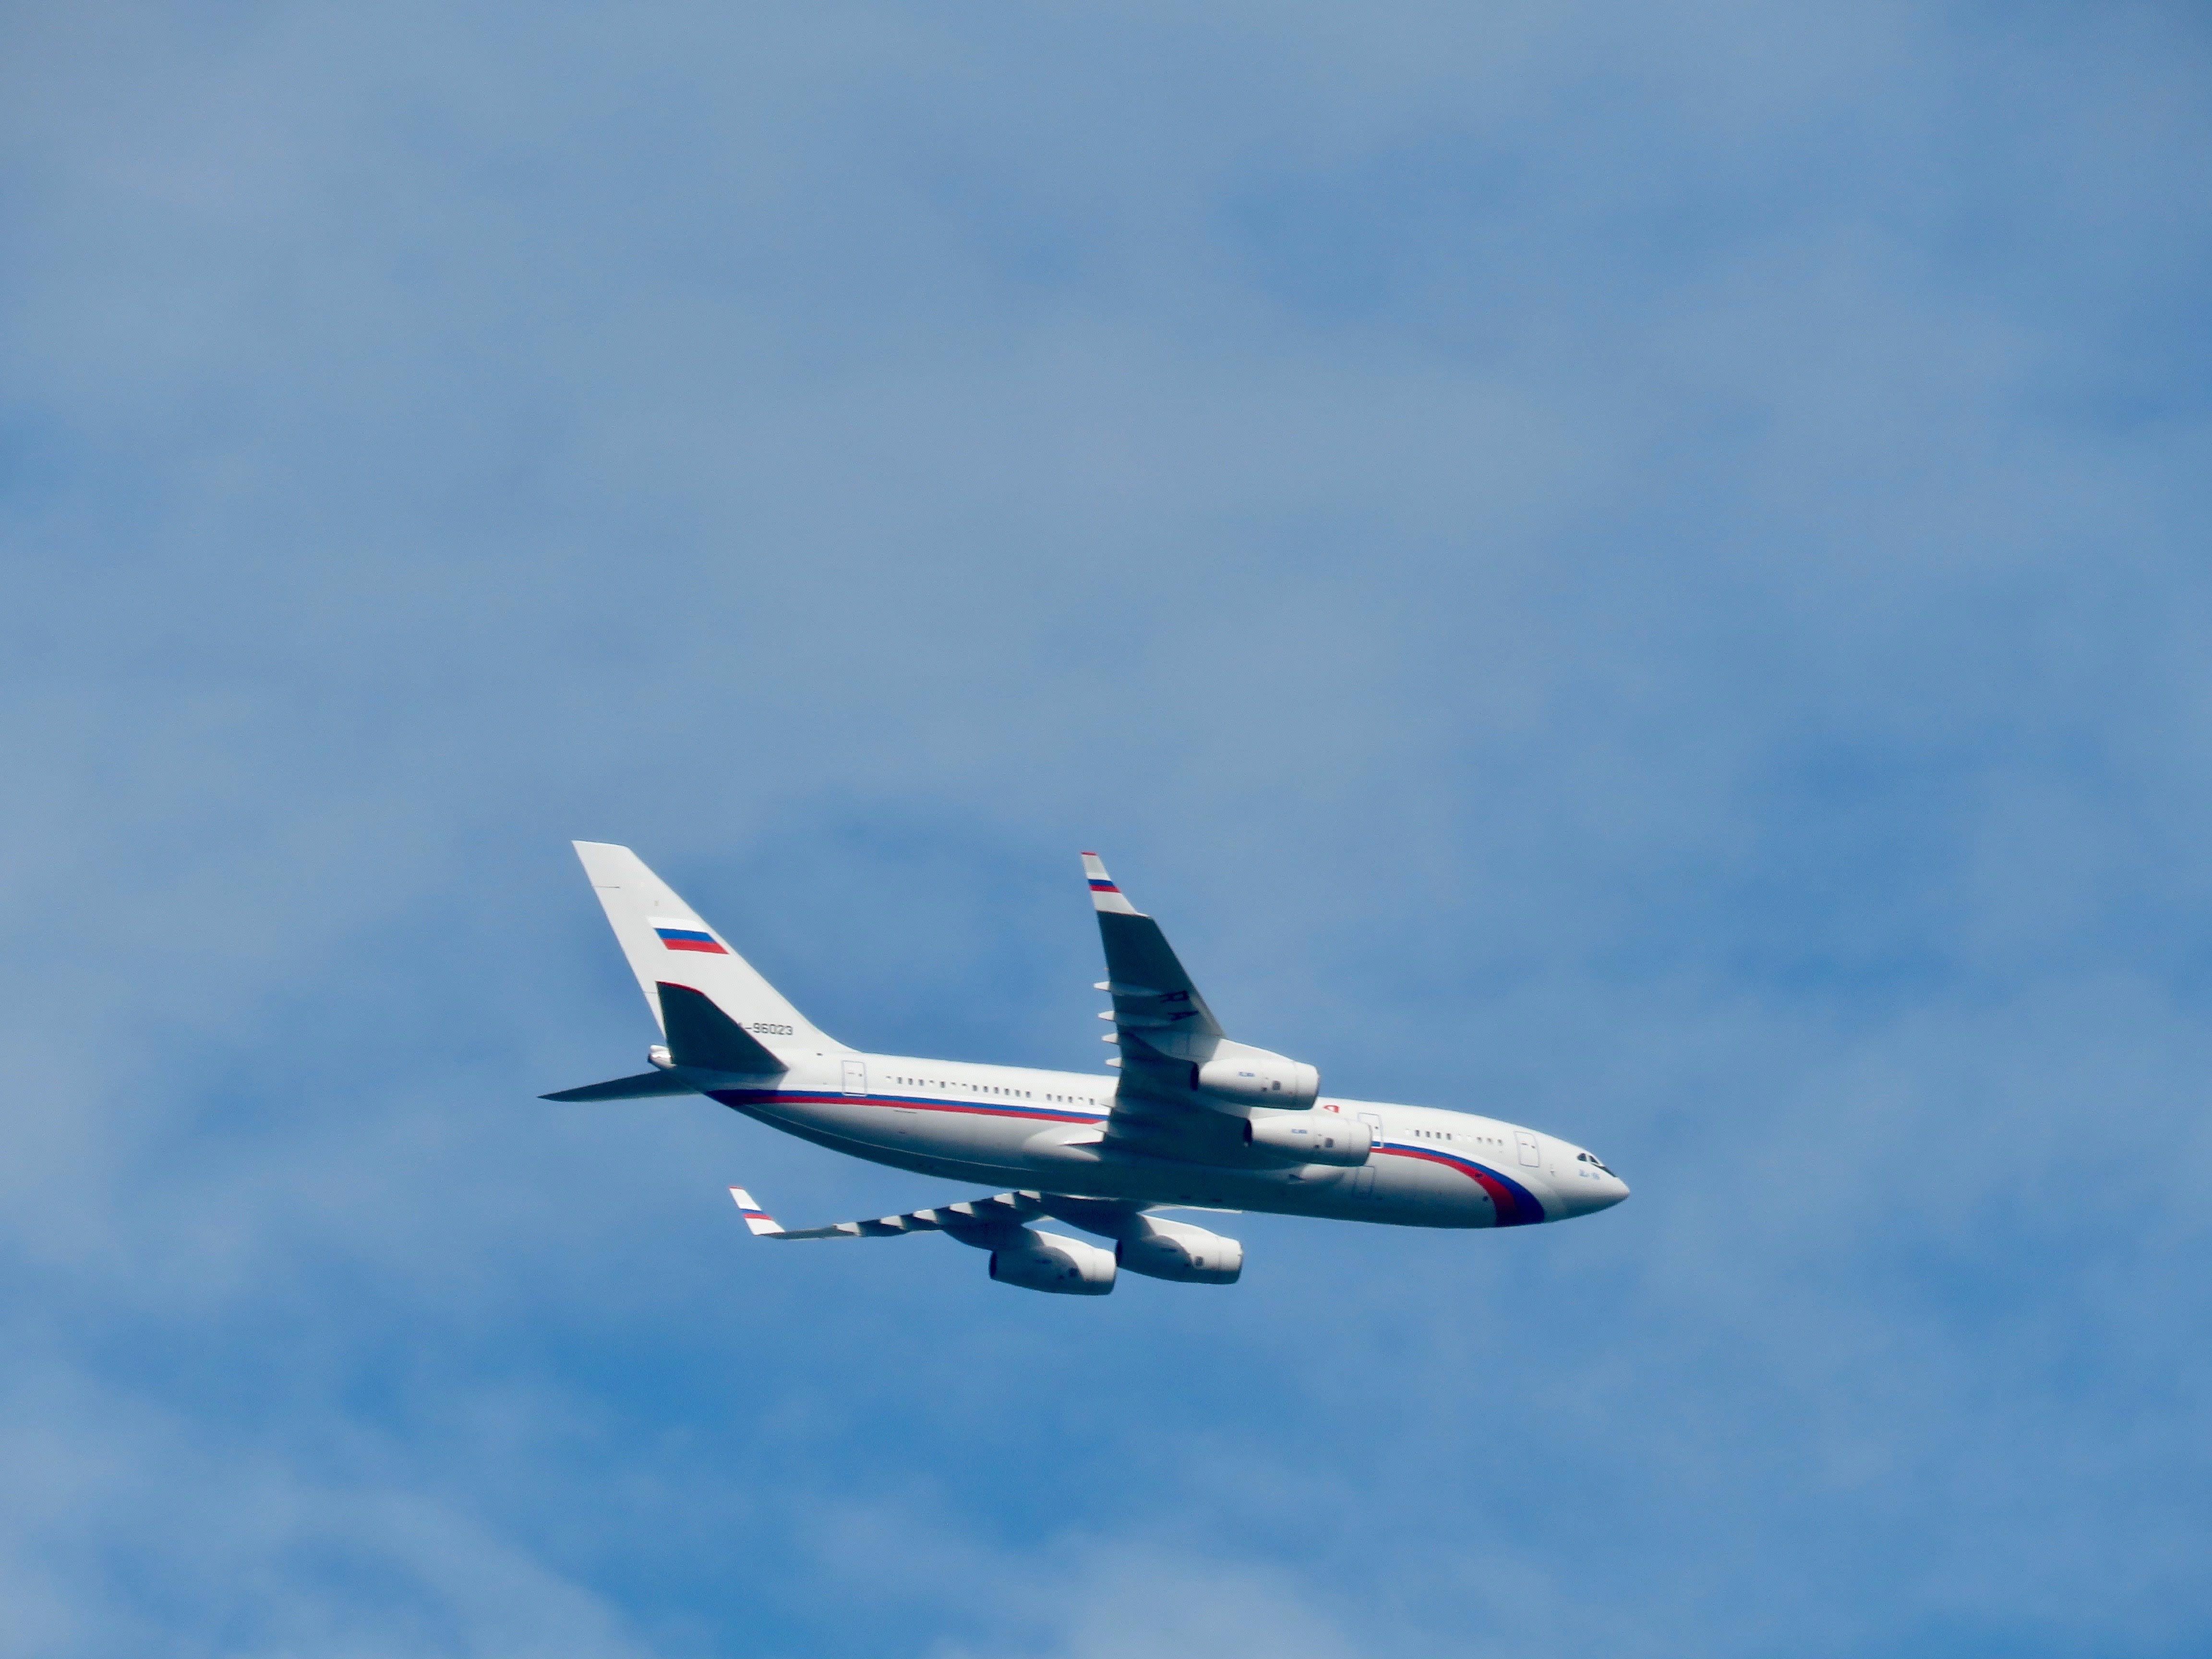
left=659, top=982, right=787, bottom=1075
left=541, top=1070, right=700, bottom=1103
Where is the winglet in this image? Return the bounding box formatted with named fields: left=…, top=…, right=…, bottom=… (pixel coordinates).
left=1081, top=852, right=1140, bottom=916
left=729, top=1188, right=784, bottom=1236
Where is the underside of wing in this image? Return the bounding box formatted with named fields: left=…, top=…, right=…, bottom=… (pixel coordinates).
left=1080, top=854, right=1322, bottom=1160
left=726, top=1187, right=1242, bottom=1290
left=729, top=1186, right=1060, bottom=1242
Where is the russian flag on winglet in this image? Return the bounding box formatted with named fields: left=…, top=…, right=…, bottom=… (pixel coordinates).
left=650, top=919, right=728, bottom=954
left=1080, top=852, right=1140, bottom=914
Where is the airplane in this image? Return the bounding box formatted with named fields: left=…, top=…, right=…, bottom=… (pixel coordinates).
left=547, top=842, right=1628, bottom=1296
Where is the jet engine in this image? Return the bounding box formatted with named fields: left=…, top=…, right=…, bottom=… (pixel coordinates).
left=1115, top=1216, right=1243, bottom=1284
left=1243, top=1112, right=1371, bottom=1166
left=1196, top=1052, right=1320, bottom=1107
left=988, top=1229, right=1117, bottom=1295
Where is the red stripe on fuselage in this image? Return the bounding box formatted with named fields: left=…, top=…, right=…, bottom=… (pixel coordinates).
left=1379, top=1145, right=1546, bottom=1226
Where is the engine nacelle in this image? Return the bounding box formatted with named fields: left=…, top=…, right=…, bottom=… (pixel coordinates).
left=1115, top=1216, right=1243, bottom=1285
left=1243, top=1112, right=1370, bottom=1166
left=988, top=1230, right=1117, bottom=1295
left=1196, top=1053, right=1320, bottom=1108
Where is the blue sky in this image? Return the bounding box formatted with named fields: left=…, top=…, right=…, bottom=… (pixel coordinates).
left=4, top=2, right=2210, bottom=1654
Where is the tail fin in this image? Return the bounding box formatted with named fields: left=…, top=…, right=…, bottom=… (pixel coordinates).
left=571, top=842, right=843, bottom=1056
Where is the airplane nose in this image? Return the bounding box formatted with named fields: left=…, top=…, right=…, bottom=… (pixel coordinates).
left=1565, top=1150, right=1629, bottom=1214
left=1585, top=1166, right=1629, bottom=1212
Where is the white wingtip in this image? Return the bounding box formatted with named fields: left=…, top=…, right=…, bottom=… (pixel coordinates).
left=1080, top=851, right=1140, bottom=915
left=729, top=1187, right=784, bottom=1236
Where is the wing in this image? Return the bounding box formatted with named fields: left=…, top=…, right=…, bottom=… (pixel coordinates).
left=729, top=1187, right=1152, bottom=1244
left=1080, top=854, right=1320, bottom=1160
left=731, top=1186, right=1045, bottom=1243
left=1083, top=851, right=1224, bottom=1065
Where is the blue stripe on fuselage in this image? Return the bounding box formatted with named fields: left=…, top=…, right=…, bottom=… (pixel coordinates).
left=1374, top=1142, right=1548, bottom=1225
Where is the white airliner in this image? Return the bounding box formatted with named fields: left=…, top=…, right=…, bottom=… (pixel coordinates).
left=549, top=842, right=1628, bottom=1295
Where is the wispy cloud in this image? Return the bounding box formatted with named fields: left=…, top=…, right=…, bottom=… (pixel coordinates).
left=2, top=0, right=2209, bottom=1653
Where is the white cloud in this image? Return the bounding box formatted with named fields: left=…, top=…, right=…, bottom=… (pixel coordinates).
left=1, top=0, right=2209, bottom=1652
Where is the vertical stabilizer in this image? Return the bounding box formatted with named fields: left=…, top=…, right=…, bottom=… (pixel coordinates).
left=571, top=842, right=844, bottom=1055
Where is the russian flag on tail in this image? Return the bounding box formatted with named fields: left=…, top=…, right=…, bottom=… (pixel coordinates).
left=651, top=918, right=729, bottom=954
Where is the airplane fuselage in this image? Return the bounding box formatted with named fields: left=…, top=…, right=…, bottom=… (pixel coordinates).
left=551, top=842, right=1631, bottom=1292
left=704, top=1050, right=1628, bottom=1228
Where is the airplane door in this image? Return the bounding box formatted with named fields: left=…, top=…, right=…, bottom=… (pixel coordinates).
left=842, top=1059, right=868, bottom=1097
left=1515, top=1130, right=1541, bottom=1168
